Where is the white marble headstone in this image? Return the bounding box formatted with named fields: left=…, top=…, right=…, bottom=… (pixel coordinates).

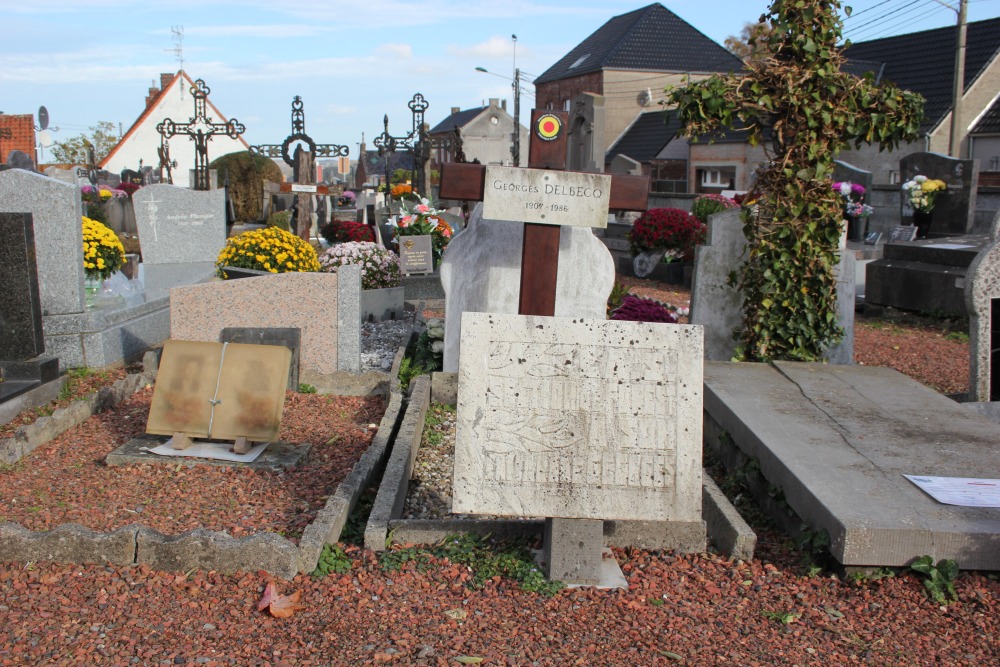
left=452, top=312, right=704, bottom=522
left=133, top=184, right=226, bottom=265
left=439, top=203, right=615, bottom=372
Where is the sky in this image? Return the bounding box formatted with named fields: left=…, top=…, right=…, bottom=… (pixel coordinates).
left=1, top=0, right=997, bottom=164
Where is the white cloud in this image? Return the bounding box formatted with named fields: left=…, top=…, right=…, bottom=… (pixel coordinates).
left=448, top=36, right=519, bottom=60
left=180, top=24, right=327, bottom=38
left=375, top=44, right=413, bottom=59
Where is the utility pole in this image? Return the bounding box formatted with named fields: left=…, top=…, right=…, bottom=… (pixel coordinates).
left=931, top=0, right=967, bottom=157
left=512, top=35, right=520, bottom=167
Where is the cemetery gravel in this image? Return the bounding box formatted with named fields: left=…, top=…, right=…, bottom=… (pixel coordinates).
left=1, top=284, right=995, bottom=666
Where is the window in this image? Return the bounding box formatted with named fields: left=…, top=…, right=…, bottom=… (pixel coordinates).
left=569, top=54, right=589, bottom=69
left=563, top=99, right=571, bottom=112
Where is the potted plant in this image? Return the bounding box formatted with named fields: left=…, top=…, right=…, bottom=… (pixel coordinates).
left=389, top=195, right=453, bottom=267
left=627, top=207, right=705, bottom=284
left=833, top=181, right=874, bottom=242
left=318, top=241, right=404, bottom=321
left=901, top=175, right=947, bottom=239
left=81, top=215, right=126, bottom=308
left=215, top=226, right=320, bottom=278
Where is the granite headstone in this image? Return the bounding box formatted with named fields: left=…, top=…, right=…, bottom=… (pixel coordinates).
left=439, top=203, right=615, bottom=372
left=133, top=184, right=226, bottom=265
left=0, top=169, right=85, bottom=317
left=0, top=213, right=45, bottom=360
left=899, top=152, right=978, bottom=236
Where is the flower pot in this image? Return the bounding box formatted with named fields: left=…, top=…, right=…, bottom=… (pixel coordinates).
left=84, top=277, right=101, bottom=309
left=913, top=210, right=933, bottom=239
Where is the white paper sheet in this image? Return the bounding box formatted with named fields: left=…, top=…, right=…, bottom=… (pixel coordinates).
left=142, top=440, right=269, bottom=462
left=904, top=475, right=1000, bottom=508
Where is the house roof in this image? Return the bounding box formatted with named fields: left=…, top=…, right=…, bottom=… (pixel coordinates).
left=428, top=106, right=487, bottom=135
left=99, top=70, right=250, bottom=169
left=533, top=3, right=743, bottom=85
left=971, top=94, right=1000, bottom=135
left=843, top=17, right=1000, bottom=133
left=605, top=110, right=682, bottom=163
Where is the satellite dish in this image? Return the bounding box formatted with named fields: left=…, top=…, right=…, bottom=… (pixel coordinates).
left=637, top=89, right=653, bottom=107
left=38, top=106, right=49, bottom=130
left=38, top=130, right=53, bottom=147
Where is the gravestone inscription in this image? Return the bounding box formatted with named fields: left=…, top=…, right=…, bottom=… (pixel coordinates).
left=133, top=184, right=226, bottom=265
left=453, top=312, right=704, bottom=523
left=398, top=235, right=433, bottom=276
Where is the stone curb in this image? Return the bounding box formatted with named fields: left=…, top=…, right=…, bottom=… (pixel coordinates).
left=0, top=370, right=157, bottom=465
left=0, top=360, right=411, bottom=580
left=365, top=375, right=430, bottom=551
left=374, top=377, right=756, bottom=560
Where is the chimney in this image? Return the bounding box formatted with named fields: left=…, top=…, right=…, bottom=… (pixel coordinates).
left=489, top=98, right=499, bottom=108
left=146, top=85, right=160, bottom=109
left=160, top=73, right=174, bottom=90
left=501, top=99, right=507, bottom=112
left=451, top=106, right=461, bottom=115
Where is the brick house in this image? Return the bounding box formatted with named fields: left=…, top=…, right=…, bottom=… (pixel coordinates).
left=0, top=114, right=37, bottom=165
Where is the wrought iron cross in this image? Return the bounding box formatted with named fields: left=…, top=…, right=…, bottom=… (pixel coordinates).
left=156, top=78, right=246, bottom=191
left=248, top=96, right=349, bottom=170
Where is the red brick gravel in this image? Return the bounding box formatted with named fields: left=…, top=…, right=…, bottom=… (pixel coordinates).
left=0, top=278, right=993, bottom=666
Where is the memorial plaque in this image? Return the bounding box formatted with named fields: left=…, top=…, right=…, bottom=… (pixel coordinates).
left=147, top=339, right=291, bottom=442
left=889, top=225, right=918, bottom=243
left=482, top=166, right=611, bottom=229
left=399, top=234, right=433, bottom=275
left=452, top=312, right=703, bottom=522
left=133, top=184, right=226, bottom=265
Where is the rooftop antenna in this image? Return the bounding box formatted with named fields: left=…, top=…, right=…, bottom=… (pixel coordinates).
left=166, top=26, right=185, bottom=98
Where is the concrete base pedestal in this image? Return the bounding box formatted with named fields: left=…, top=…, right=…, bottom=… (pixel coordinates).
left=543, top=518, right=626, bottom=588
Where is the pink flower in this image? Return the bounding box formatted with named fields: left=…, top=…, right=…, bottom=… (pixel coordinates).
left=416, top=205, right=429, bottom=214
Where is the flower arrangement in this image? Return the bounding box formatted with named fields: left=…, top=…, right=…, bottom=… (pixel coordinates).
left=390, top=183, right=413, bottom=198
left=391, top=196, right=453, bottom=264
left=318, top=242, right=400, bottom=290
left=628, top=207, right=706, bottom=261
left=80, top=184, right=128, bottom=203
left=610, top=295, right=678, bottom=323
left=832, top=181, right=874, bottom=218
left=690, top=193, right=738, bottom=224
left=902, top=175, right=947, bottom=213
left=215, top=226, right=320, bottom=278
left=81, top=216, right=126, bottom=281
left=336, top=190, right=357, bottom=207
left=320, top=219, right=375, bottom=245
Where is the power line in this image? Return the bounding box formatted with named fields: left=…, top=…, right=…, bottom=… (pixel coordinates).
left=842, top=0, right=900, bottom=21
left=843, top=0, right=927, bottom=38
left=855, top=4, right=954, bottom=40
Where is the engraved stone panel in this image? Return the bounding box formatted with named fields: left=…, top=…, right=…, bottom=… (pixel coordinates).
left=453, top=312, right=703, bottom=522
left=133, top=184, right=226, bottom=265
left=483, top=166, right=611, bottom=228
left=147, top=339, right=291, bottom=442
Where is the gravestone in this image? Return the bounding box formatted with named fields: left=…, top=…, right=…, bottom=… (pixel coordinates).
left=220, top=327, right=301, bottom=391
left=833, top=160, right=873, bottom=243
left=133, top=184, right=226, bottom=265
left=899, top=152, right=978, bottom=236
left=454, top=312, right=704, bottom=583
left=398, top=234, right=433, bottom=275
left=888, top=225, right=918, bottom=243
left=965, top=213, right=1000, bottom=402
left=0, top=169, right=84, bottom=317
left=0, top=213, right=45, bottom=360
left=691, top=208, right=855, bottom=364
left=439, top=203, right=615, bottom=372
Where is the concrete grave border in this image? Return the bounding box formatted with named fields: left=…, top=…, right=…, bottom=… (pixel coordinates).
left=364, top=372, right=756, bottom=561
left=0, top=344, right=413, bottom=579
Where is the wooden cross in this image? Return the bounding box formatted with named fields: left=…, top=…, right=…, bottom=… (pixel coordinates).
left=438, top=109, right=649, bottom=316
left=156, top=78, right=246, bottom=191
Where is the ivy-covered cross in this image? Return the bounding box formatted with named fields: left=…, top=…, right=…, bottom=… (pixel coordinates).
left=666, top=0, right=924, bottom=361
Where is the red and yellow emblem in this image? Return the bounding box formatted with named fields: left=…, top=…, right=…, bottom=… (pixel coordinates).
left=535, top=114, right=562, bottom=141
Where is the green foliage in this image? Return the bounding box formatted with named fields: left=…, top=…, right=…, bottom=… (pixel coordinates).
left=945, top=331, right=969, bottom=343
left=311, top=544, right=353, bottom=577
left=209, top=151, right=284, bottom=222
left=341, top=487, right=377, bottom=546
left=49, top=121, right=118, bottom=164
left=761, top=610, right=798, bottom=625
left=423, top=403, right=454, bottom=447
left=397, top=357, right=425, bottom=393
left=379, top=533, right=564, bottom=596
left=298, top=383, right=317, bottom=394
left=607, top=280, right=632, bottom=317
left=665, top=0, right=924, bottom=362
left=391, top=168, right=413, bottom=185
left=267, top=210, right=291, bottom=232
left=910, top=555, right=959, bottom=604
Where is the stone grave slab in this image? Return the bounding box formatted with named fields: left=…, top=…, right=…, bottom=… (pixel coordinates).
left=439, top=203, right=615, bottom=372
left=453, top=312, right=703, bottom=523
left=170, top=269, right=361, bottom=376
left=0, top=169, right=84, bottom=317
left=147, top=339, right=290, bottom=444
left=133, top=184, right=226, bottom=265
left=704, top=360, right=1000, bottom=569
left=900, top=152, right=978, bottom=236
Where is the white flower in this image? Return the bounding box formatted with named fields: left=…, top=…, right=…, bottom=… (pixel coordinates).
left=431, top=340, right=445, bottom=354
left=839, top=182, right=852, bottom=197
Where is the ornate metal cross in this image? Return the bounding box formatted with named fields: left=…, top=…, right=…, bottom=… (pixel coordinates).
left=156, top=78, right=246, bottom=191
left=248, top=95, right=349, bottom=170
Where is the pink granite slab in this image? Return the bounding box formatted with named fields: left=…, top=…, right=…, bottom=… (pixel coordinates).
left=170, top=273, right=340, bottom=375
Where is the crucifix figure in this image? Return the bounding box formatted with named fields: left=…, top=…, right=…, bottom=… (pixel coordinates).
left=250, top=96, right=349, bottom=241
left=666, top=0, right=923, bottom=362
left=156, top=78, right=246, bottom=191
